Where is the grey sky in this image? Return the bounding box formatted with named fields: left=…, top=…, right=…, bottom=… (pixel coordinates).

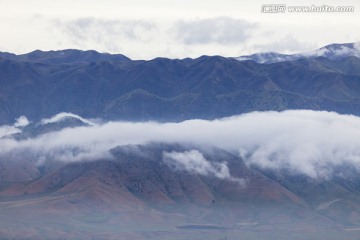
left=1, top=0, right=360, bottom=59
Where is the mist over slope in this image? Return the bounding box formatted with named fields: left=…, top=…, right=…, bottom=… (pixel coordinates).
left=1, top=111, right=360, bottom=239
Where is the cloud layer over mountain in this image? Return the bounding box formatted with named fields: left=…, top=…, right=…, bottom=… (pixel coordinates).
left=1, top=110, right=360, bottom=179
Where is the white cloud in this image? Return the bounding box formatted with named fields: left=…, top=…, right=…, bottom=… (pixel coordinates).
left=41, top=112, right=96, bottom=126
left=163, top=150, right=244, bottom=184
left=0, top=126, right=20, bottom=138
left=2, top=110, right=360, bottom=179
left=14, top=116, right=30, bottom=128
left=0, top=116, right=29, bottom=138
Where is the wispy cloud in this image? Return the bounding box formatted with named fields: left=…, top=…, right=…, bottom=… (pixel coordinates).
left=253, top=35, right=316, bottom=54
left=41, top=112, right=96, bottom=126
left=172, top=17, right=256, bottom=45
left=163, top=150, right=245, bottom=184
left=52, top=17, right=157, bottom=52
left=0, top=116, right=29, bottom=138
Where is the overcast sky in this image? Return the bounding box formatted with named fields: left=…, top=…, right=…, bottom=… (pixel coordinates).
left=1, top=0, right=360, bottom=59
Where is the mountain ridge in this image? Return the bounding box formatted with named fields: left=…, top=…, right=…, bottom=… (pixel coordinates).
left=0, top=49, right=131, bottom=64
left=1, top=47, right=360, bottom=124
left=235, top=42, right=360, bottom=63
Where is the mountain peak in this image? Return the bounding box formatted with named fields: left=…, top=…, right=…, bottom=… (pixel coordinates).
left=311, top=42, right=360, bottom=59
left=235, top=42, right=360, bottom=64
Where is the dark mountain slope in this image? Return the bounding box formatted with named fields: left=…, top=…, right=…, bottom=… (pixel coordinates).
left=1, top=47, right=360, bottom=123
left=1, top=144, right=360, bottom=239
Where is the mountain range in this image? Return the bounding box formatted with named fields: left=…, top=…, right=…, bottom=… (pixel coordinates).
left=2, top=43, right=360, bottom=239
left=1, top=42, right=360, bottom=124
